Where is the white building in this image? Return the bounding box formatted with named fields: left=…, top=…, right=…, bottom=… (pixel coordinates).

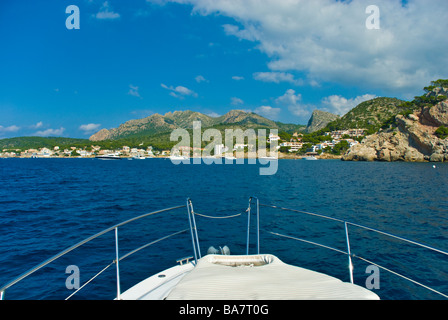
left=214, top=144, right=228, bottom=156
left=233, top=143, right=248, bottom=151
left=38, top=148, right=53, bottom=157
left=78, top=150, right=93, bottom=157
left=280, top=141, right=303, bottom=152
left=268, top=133, right=280, bottom=143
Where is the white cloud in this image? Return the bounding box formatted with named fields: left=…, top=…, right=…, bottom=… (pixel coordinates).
left=34, top=127, right=65, bottom=137
left=30, top=121, right=44, bottom=129
left=131, top=109, right=154, bottom=118
left=168, top=0, right=448, bottom=96
left=253, top=72, right=302, bottom=86
left=231, top=97, right=244, bottom=106
left=254, top=105, right=281, bottom=120
left=146, top=0, right=168, bottom=5
left=79, top=123, right=102, bottom=134
left=309, top=80, right=320, bottom=88
left=275, top=89, right=311, bottom=118
left=206, top=111, right=221, bottom=117
left=128, top=84, right=142, bottom=98
left=0, top=125, right=20, bottom=133
left=161, top=83, right=198, bottom=99
left=223, top=23, right=259, bottom=42
left=321, top=94, right=377, bottom=116
left=195, top=75, right=208, bottom=83
left=95, top=1, right=120, bottom=20
left=232, top=76, right=244, bottom=81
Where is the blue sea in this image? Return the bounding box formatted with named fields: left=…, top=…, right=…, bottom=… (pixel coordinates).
left=0, top=158, right=447, bottom=300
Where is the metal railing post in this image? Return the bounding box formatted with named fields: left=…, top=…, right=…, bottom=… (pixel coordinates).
left=256, top=197, right=260, bottom=254
left=114, top=227, right=121, bottom=300
left=190, top=201, right=201, bottom=260
left=344, top=222, right=354, bottom=284
left=186, top=199, right=197, bottom=263
left=247, top=197, right=260, bottom=255
left=246, top=198, right=252, bottom=255
left=187, top=198, right=201, bottom=263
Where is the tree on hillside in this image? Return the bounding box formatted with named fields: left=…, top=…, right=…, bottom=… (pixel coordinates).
left=435, top=126, right=448, bottom=139
left=332, top=140, right=349, bottom=155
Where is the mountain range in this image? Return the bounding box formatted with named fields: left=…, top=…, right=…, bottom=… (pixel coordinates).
left=4, top=83, right=444, bottom=151
left=88, top=97, right=412, bottom=142
left=0, top=101, right=408, bottom=151
left=89, top=109, right=306, bottom=141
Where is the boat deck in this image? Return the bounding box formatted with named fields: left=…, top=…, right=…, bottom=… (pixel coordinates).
left=121, top=254, right=379, bottom=300
left=120, top=263, right=194, bottom=300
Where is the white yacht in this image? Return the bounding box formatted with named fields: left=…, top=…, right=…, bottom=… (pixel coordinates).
left=1, top=197, right=447, bottom=300
left=119, top=253, right=377, bottom=300
left=169, top=155, right=189, bottom=161
left=95, top=154, right=121, bottom=160
left=259, top=156, right=278, bottom=160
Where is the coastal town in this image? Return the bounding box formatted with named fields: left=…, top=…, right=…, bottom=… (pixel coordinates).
left=277, top=129, right=365, bottom=154
left=0, top=129, right=366, bottom=159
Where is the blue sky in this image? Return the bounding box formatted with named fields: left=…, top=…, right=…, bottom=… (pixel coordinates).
left=1, top=0, right=447, bottom=139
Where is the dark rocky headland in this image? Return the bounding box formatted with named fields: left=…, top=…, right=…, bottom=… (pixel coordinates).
left=343, top=82, right=448, bottom=162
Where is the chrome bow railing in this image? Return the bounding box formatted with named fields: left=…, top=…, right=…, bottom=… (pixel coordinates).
left=1, top=198, right=447, bottom=300
left=258, top=203, right=448, bottom=299
left=0, top=205, right=188, bottom=300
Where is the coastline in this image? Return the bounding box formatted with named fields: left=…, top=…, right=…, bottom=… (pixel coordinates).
left=0, top=153, right=343, bottom=160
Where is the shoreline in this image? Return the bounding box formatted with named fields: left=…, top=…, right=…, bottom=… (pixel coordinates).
left=0, top=154, right=343, bottom=160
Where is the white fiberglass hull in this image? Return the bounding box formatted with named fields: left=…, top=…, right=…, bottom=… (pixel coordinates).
left=119, top=254, right=379, bottom=300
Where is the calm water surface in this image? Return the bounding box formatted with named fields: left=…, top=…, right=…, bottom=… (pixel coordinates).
left=0, top=158, right=447, bottom=299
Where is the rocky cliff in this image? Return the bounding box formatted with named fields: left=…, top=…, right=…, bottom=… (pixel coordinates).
left=342, top=87, right=448, bottom=162
left=305, top=110, right=339, bottom=133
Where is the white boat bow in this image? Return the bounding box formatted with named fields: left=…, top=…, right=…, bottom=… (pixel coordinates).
left=120, top=254, right=378, bottom=300
left=1, top=197, right=447, bottom=300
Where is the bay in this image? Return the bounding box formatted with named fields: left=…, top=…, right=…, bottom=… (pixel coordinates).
left=0, top=158, right=447, bottom=300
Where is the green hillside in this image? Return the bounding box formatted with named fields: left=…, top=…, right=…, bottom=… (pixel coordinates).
left=0, top=137, right=90, bottom=151
left=324, top=97, right=406, bottom=133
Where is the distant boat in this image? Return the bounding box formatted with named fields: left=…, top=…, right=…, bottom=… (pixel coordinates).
left=169, top=155, right=189, bottom=161
left=132, top=155, right=146, bottom=160
left=304, top=156, right=318, bottom=160
left=96, top=154, right=121, bottom=160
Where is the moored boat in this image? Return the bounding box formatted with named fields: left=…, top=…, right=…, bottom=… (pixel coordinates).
left=96, top=154, right=121, bottom=160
